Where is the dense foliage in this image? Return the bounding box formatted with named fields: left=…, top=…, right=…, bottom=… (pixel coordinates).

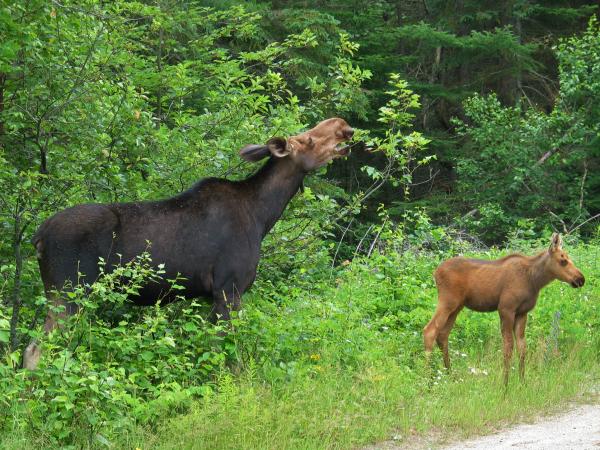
left=1, top=225, right=599, bottom=447
left=1, top=0, right=599, bottom=448
left=258, top=0, right=599, bottom=241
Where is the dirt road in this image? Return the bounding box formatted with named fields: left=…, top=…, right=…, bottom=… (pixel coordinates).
left=442, top=404, right=600, bottom=450
left=365, top=404, right=600, bottom=450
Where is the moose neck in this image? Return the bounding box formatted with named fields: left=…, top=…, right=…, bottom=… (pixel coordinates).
left=528, top=251, right=556, bottom=292
left=245, top=156, right=306, bottom=238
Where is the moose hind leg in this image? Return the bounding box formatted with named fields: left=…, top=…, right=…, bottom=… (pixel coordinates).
left=22, top=291, right=73, bottom=370
left=23, top=290, right=80, bottom=370
left=423, top=303, right=456, bottom=375
left=23, top=257, right=96, bottom=370
left=23, top=341, right=42, bottom=370
left=436, top=307, right=462, bottom=370
left=423, top=302, right=455, bottom=354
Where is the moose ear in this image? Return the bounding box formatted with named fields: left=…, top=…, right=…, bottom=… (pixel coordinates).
left=549, top=232, right=563, bottom=252
left=239, top=144, right=271, bottom=162
left=267, top=137, right=291, bottom=158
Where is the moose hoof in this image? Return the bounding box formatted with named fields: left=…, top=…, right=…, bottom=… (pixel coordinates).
left=23, top=341, right=42, bottom=370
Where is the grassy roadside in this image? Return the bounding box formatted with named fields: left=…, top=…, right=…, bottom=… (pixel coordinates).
left=122, top=343, right=598, bottom=450
left=126, top=243, right=600, bottom=450
left=1, top=242, right=598, bottom=449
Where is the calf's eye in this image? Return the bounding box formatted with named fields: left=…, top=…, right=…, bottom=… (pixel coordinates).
left=560, top=259, right=568, bottom=266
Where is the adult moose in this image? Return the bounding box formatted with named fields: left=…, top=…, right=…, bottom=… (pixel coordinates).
left=23, top=117, right=354, bottom=369
left=424, top=233, right=585, bottom=385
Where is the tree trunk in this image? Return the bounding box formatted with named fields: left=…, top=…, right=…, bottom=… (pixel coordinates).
left=0, top=72, right=5, bottom=142
left=156, top=26, right=163, bottom=127
left=9, top=212, right=23, bottom=352
left=423, top=46, right=442, bottom=130
left=499, top=0, right=523, bottom=105
left=513, top=12, right=523, bottom=106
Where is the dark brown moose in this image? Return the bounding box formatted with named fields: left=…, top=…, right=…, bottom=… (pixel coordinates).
left=23, top=117, right=354, bottom=370
left=424, top=233, right=585, bottom=385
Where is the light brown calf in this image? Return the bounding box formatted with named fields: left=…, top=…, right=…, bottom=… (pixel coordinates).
left=424, top=233, right=585, bottom=385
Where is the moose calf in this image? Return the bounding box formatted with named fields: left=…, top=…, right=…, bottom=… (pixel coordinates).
left=424, top=233, right=585, bottom=385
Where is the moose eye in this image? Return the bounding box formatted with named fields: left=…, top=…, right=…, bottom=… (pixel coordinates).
left=560, top=259, right=568, bottom=266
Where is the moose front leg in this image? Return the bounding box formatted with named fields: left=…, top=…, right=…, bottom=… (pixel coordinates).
left=499, top=309, right=516, bottom=387
left=514, top=313, right=528, bottom=381
left=210, top=283, right=242, bottom=323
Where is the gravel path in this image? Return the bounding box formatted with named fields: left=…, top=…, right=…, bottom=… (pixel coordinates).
left=364, top=403, right=600, bottom=450
left=441, top=404, right=600, bottom=450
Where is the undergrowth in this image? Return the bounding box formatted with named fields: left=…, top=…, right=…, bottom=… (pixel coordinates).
left=0, top=237, right=598, bottom=449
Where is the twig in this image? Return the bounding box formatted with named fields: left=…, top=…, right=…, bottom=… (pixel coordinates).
left=578, top=161, right=587, bottom=212
left=535, top=147, right=559, bottom=166
left=354, top=224, right=374, bottom=257
left=367, top=219, right=387, bottom=258
left=331, top=218, right=354, bottom=270
left=409, top=169, right=440, bottom=187
left=567, top=213, right=600, bottom=235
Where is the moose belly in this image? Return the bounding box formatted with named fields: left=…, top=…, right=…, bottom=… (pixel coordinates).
left=128, top=274, right=212, bottom=306
left=129, top=267, right=257, bottom=306
left=110, top=251, right=214, bottom=306
left=464, top=295, right=499, bottom=312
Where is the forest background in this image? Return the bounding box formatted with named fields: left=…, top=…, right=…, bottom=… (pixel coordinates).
left=0, top=1, right=599, bottom=448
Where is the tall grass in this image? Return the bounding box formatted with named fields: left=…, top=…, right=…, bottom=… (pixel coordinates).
left=122, top=344, right=598, bottom=450
left=2, top=241, right=598, bottom=449
left=124, top=243, right=599, bottom=450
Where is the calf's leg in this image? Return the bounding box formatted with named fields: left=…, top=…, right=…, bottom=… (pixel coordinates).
left=436, top=307, right=462, bottom=370
left=423, top=309, right=447, bottom=355
left=514, top=313, right=528, bottom=381
left=424, top=298, right=458, bottom=363
left=499, top=309, right=516, bottom=386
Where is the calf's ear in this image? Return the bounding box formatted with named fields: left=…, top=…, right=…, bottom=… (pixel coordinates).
left=267, top=137, right=291, bottom=158
left=240, top=144, right=271, bottom=162
left=549, top=232, right=563, bottom=252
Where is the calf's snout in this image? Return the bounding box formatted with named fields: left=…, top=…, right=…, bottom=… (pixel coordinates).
left=571, top=274, right=585, bottom=288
